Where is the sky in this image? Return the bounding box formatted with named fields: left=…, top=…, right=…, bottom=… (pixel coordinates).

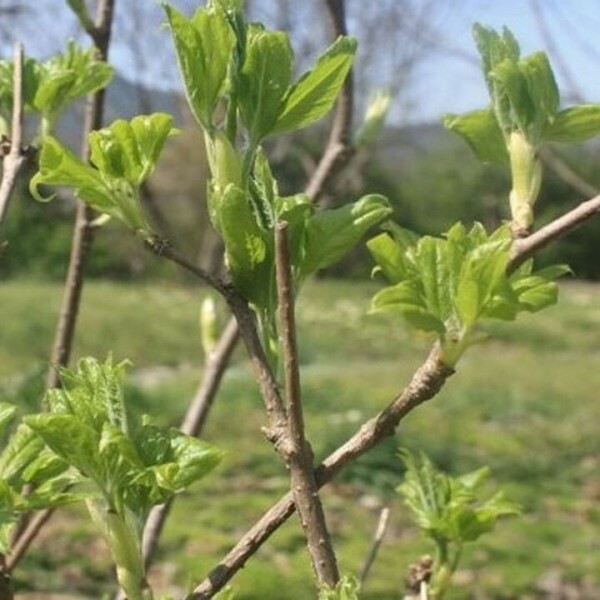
left=3, top=0, right=600, bottom=126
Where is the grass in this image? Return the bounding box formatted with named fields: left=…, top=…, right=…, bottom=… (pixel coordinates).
left=1, top=278, right=600, bottom=599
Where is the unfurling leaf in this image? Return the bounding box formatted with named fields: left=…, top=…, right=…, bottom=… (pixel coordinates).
left=31, top=113, right=175, bottom=237
left=543, top=104, right=600, bottom=143
left=164, top=3, right=235, bottom=130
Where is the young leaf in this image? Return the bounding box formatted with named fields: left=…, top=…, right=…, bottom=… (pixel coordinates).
left=444, top=109, right=508, bottom=164
left=300, top=194, right=391, bottom=277
left=543, top=104, right=600, bottom=143
left=0, top=402, right=16, bottom=437
left=272, top=36, right=357, bottom=134
left=164, top=3, right=235, bottom=130
left=238, top=28, right=293, bottom=143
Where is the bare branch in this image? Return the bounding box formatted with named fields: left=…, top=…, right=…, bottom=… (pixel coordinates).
left=187, top=345, right=453, bottom=599
left=275, top=222, right=339, bottom=586
left=359, top=506, right=391, bottom=589
left=305, top=0, right=355, bottom=203
left=5, top=507, right=52, bottom=572
left=539, top=147, right=599, bottom=198
left=0, top=43, right=26, bottom=225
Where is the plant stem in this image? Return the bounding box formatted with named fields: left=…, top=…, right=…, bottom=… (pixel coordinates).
left=275, top=222, right=339, bottom=587
left=359, top=506, right=390, bottom=589
left=0, top=43, right=26, bottom=226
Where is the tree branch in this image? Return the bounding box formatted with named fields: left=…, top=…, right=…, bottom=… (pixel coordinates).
left=45, top=0, right=116, bottom=390
left=0, top=43, right=26, bottom=225
left=275, top=222, right=339, bottom=587
left=187, top=345, right=453, bottom=599
left=305, top=0, right=355, bottom=203
left=539, top=147, right=599, bottom=198
left=359, top=506, right=390, bottom=589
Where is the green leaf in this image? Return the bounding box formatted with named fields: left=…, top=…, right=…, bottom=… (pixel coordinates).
left=272, top=36, right=357, bottom=134
left=371, top=281, right=445, bottom=334
left=0, top=424, right=45, bottom=485
left=166, top=432, right=223, bottom=490
left=444, top=109, right=508, bottom=164
left=367, top=232, right=408, bottom=284
left=490, top=58, right=534, bottom=132
left=520, top=52, right=559, bottom=127
left=164, top=3, right=235, bottom=129
left=300, top=194, right=391, bottom=278
left=25, top=414, right=100, bottom=481
left=238, top=28, right=293, bottom=143
left=0, top=402, right=16, bottom=437
left=543, top=104, right=600, bottom=143
left=212, top=184, right=272, bottom=307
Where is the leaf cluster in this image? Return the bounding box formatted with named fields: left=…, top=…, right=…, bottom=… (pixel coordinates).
left=0, top=40, right=113, bottom=139
left=30, top=113, right=177, bottom=236
left=368, top=222, right=568, bottom=365
left=0, top=402, right=76, bottom=553
left=444, top=24, right=600, bottom=164
left=317, top=575, right=360, bottom=600
left=398, top=450, right=520, bottom=547
left=25, top=357, right=222, bottom=519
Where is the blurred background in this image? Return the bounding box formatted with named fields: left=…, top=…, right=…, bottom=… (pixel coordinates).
left=1, top=2, right=600, bottom=599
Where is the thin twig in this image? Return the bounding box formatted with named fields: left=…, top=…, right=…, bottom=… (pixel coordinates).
left=187, top=345, right=453, bottom=599
left=5, top=508, right=53, bottom=572
left=305, top=0, right=355, bottom=203
left=275, top=222, right=339, bottom=586
left=509, top=192, right=600, bottom=271
left=0, top=43, right=26, bottom=225
left=539, top=147, right=599, bottom=198
left=359, top=506, right=390, bottom=589
left=140, top=317, right=239, bottom=569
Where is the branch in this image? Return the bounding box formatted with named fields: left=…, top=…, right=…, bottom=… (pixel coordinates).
left=539, top=147, right=599, bottom=198
left=359, top=506, right=390, bottom=589
left=274, top=222, right=339, bottom=586
left=140, top=317, right=239, bottom=570
left=509, top=193, right=600, bottom=271
left=187, top=345, right=453, bottom=599
left=45, top=0, right=116, bottom=390
left=0, top=43, right=26, bottom=225
left=305, top=0, right=355, bottom=203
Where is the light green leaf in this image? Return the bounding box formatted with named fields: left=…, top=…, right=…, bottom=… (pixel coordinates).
left=272, top=36, right=357, bottom=134
left=164, top=3, right=235, bottom=129
left=371, top=281, right=445, bottom=334
left=25, top=414, right=100, bottom=481
left=301, top=194, right=391, bottom=277
left=167, top=432, right=223, bottom=490
left=521, top=52, right=559, bottom=127
left=444, top=109, right=508, bottom=164
left=543, top=104, right=600, bottom=143
left=239, top=28, right=293, bottom=143
left=366, top=232, right=408, bottom=284
left=0, top=424, right=45, bottom=484
left=490, top=58, right=534, bottom=132
left=0, top=402, right=16, bottom=437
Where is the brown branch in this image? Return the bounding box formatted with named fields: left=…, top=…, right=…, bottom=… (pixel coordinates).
left=0, top=43, right=26, bottom=225
left=8, top=0, right=117, bottom=571
left=44, top=0, right=116, bottom=389
left=509, top=192, right=600, bottom=271
left=187, top=345, right=453, bottom=599
left=539, top=147, right=599, bottom=198
left=139, top=317, right=239, bottom=570
left=275, top=222, right=339, bottom=586
left=305, top=0, right=355, bottom=203
left=359, top=506, right=390, bottom=589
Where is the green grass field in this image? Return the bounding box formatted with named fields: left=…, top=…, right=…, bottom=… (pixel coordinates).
left=1, top=278, right=600, bottom=599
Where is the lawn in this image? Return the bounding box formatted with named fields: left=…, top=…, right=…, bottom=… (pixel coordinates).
left=1, top=278, right=600, bottom=599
